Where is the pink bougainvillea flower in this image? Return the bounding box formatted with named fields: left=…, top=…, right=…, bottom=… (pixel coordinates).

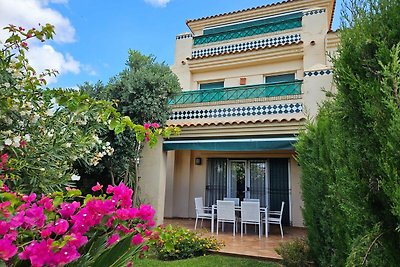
left=131, top=233, right=144, bottom=245
left=38, top=195, right=54, bottom=211
left=137, top=204, right=155, bottom=222
left=0, top=221, right=10, bottom=235
left=151, top=123, right=160, bottom=128
left=59, top=201, right=80, bottom=218
left=0, top=183, right=10, bottom=192
left=19, top=239, right=54, bottom=267
left=54, top=219, right=69, bottom=235
left=115, top=208, right=130, bottom=220
left=145, top=229, right=152, bottom=237
left=145, top=132, right=150, bottom=142
left=0, top=153, right=8, bottom=170
left=107, top=234, right=120, bottom=247
left=67, top=233, right=88, bottom=248
left=40, top=227, right=53, bottom=239
left=9, top=211, right=25, bottom=228
left=106, top=184, right=114, bottom=194
left=0, top=201, right=11, bottom=218
left=0, top=237, right=17, bottom=261
left=57, top=244, right=80, bottom=265
left=143, top=123, right=151, bottom=130
left=24, top=204, right=45, bottom=228
left=110, top=183, right=133, bottom=208
left=91, top=182, right=103, bottom=192
left=22, top=193, right=37, bottom=203
left=141, top=245, right=149, bottom=252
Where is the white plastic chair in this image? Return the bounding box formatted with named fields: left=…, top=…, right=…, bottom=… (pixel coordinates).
left=223, top=197, right=240, bottom=206
left=194, top=197, right=214, bottom=230
left=243, top=198, right=260, bottom=203
left=265, top=201, right=285, bottom=238
left=241, top=201, right=262, bottom=238
left=216, top=200, right=236, bottom=236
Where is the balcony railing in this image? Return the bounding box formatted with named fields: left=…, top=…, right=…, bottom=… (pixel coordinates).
left=169, top=80, right=302, bottom=105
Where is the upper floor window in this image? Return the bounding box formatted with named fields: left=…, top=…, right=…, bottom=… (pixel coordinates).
left=199, top=81, right=224, bottom=90
left=265, top=73, right=295, bottom=84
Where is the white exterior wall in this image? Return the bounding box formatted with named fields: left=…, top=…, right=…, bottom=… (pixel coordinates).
left=156, top=1, right=339, bottom=227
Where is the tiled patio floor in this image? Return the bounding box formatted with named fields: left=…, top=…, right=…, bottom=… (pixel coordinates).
left=164, top=218, right=306, bottom=261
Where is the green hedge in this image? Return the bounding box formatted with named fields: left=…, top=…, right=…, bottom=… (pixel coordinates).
left=296, top=0, right=400, bottom=266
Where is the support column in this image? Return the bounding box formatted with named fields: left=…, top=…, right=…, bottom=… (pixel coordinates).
left=138, top=137, right=167, bottom=225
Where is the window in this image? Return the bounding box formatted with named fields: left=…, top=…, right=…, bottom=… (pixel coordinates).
left=265, top=73, right=295, bottom=84
left=199, top=81, right=224, bottom=90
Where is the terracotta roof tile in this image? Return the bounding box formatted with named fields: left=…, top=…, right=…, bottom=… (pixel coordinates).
left=167, top=117, right=306, bottom=127
left=186, top=0, right=296, bottom=24
left=186, top=0, right=337, bottom=31
left=187, top=40, right=303, bottom=60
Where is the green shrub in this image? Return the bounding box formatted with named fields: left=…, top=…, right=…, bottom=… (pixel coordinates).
left=149, top=225, right=223, bottom=261
left=296, top=0, right=400, bottom=265
left=275, top=238, right=313, bottom=267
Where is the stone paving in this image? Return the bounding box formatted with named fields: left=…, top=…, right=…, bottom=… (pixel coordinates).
left=164, top=218, right=307, bottom=261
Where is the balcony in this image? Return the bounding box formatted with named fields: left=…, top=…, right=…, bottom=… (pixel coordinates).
left=169, top=80, right=302, bottom=105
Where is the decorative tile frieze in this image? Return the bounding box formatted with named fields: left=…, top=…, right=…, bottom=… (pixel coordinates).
left=169, top=103, right=303, bottom=120
left=304, top=69, right=333, bottom=77
left=176, top=33, right=193, bottom=40
left=191, top=34, right=301, bottom=58
left=303, top=8, right=326, bottom=16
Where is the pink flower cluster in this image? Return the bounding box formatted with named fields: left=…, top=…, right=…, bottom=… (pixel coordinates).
left=0, top=154, right=8, bottom=170
left=143, top=123, right=160, bottom=130
left=0, top=183, right=156, bottom=267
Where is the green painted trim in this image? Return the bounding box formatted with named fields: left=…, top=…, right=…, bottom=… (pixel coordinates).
left=169, top=81, right=302, bottom=105
left=203, top=12, right=303, bottom=35
left=163, top=137, right=296, bottom=151
left=194, top=12, right=303, bottom=45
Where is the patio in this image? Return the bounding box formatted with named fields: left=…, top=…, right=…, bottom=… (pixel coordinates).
left=164, top=218, right=307, bottom=261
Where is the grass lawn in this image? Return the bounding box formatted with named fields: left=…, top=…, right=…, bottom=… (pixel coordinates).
left=135, top=254, right=279, bottom=267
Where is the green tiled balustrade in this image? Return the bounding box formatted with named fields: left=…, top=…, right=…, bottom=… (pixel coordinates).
left=193, top=12, right=303, bottom=46
left=169, top=80, right=302, bottom=105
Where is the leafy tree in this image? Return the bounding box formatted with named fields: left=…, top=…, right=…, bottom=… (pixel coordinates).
left=297, top=0, right=400, bottom=265
left=79, top=50, right=180, bottom=202
left=0, top=25, right=172, bottom=194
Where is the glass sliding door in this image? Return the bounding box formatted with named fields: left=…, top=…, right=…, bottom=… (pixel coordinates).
left=205, top=158, right=227, bottom=206
left=269, top=158, right=290, bottom=225
left=227, top=160, right=247, bottom=200
left=249, top=161, right=267, bottom=207
left=226, top=160, right=268, bottom=206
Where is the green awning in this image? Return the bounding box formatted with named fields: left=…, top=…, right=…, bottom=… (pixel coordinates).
left=163, top=137, right=296, bottom=151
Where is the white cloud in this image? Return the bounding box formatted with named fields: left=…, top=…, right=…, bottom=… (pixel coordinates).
left=144, top=0, right=170, bottom=8
left=0, top=0, right=95, bottom=84
left=0, top=0, right=75, bottom=43
left=27, top=44, right=80, bottom=84
left=81, top=64, right=97, bottom=76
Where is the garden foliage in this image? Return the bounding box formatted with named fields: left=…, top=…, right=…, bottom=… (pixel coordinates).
left=0, top=25, right=177, bottom=194
left=78, top=51, right=180, bottom=195
left=0, top=182, right=155, bottom=266
left=275, top=238, right=313, bottom=267
left=0, top=24, right=173, bottom=266
left=296, top=0, right=400, bottom=265
left=148, top=225, right=223, bottom=261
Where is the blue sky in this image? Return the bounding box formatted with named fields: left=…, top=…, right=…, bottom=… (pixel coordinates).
left=0, top=0, right=343, bottom=88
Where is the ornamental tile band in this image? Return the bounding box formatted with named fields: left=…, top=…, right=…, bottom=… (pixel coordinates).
left=303, top=8, right=326, bottom=16
left=169, top=103, right=303, bottom=120
left=192, top=33, right=301, bottom=58
left=176, top=33, right=193, bottom=40
left=193, top=12, right=302, bottom=46
left=304, top=69, right=333, bottom=77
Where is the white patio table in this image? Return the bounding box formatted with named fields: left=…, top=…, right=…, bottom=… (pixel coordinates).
left=210, top=204, right=268, bottom=237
